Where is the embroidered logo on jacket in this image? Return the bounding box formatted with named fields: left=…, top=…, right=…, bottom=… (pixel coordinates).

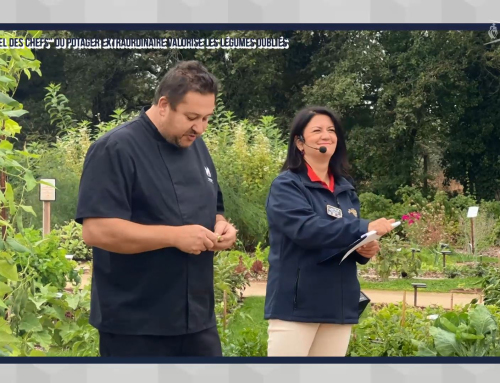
left=205, top=166, right=213, bottom=183
left=327, top=205, right=342, bottom=218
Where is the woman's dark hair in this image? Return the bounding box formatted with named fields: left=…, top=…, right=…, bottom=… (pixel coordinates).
left=281, top=106, right=351, bottom=181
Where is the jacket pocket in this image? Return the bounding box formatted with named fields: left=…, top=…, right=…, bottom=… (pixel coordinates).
left=293, top=268, right=300, bottom=310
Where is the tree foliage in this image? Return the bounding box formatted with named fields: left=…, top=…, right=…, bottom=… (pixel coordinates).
left=10, top=29, right=500, bottom=201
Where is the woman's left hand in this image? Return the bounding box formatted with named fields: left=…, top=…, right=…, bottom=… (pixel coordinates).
left=357, top=240, right=380, bottom=259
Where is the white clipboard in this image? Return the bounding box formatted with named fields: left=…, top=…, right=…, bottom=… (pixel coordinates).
left=339, top=221, right=401, bottom=264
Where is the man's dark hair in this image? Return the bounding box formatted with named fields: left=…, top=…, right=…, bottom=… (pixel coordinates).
left=153, top=60, right=219, bottom=109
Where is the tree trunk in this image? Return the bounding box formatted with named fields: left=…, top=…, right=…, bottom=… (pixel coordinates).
left=423, top=153, right=429, bottom=196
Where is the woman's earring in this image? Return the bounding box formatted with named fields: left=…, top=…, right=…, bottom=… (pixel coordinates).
left=301, top=149, right=305, bottom=156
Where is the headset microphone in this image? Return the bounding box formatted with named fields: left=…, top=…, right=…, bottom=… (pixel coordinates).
left=299, top=136, right=327, bottom=154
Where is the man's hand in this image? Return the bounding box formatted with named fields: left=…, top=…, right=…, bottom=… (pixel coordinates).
left=172, top=225, right=220, bottom=255
left=357, top=240, right=380, bottom=259
left=213, top=220, right=237, bottom=251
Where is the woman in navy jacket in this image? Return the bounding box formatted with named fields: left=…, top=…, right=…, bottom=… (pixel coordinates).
left=264, top=106, right=395, bottom=357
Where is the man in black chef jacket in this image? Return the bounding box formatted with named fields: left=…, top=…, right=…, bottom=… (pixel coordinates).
left=75, top=60, right=237, bottom=357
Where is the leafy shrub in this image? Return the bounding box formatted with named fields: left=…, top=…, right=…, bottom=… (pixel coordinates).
left=254, top=242, right=270, bottom=271
left=349, top=301, right=500, bottom=357
left=395, top=185, right=428, bottom=210
left=204, top=95, right=286, bottom=250
left=373, top=233, right=422, bottom=280
left=403, top=197, right=460, bottom=248
left=480, top=200, right=500, bottom=219
left=481, top=267, right=500, bottom=307
left=213, top=250, right=252, bottom=330
left=415, top=303, right=500, bottom=356
left=479, top=201, right=500, bottom=246
left=457, top=210, right=498, bottom=253
left=221, top=325, right=267, bottom=357
left=19, top=86, right=138, bottom=229
left=1, top=283, right=98, bottom=356
left=359, top=193, right=395, bottom=221
left=348, top=303, right=446, bottom=357
left=492, top=221, right=500, bottom=246
left=442, top=264, right=493, bottom=279
left=444, top=265, right=463, bottom=279
left=449, top=194, right=477, bottom=214
left=54, top=220, right=92, bottom=261
left=11, top=228, right=81, bottom=290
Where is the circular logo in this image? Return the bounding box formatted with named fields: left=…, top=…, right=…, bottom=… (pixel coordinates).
left=489, top=24, right=498, bottom=40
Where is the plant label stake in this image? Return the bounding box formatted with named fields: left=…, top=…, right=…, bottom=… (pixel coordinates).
left=441, top=250, right=451, bottom=268
left=411, top=283, right=427, bottom=306
left=40, top=178, right=56, bottom=237
left=467, top=206, right=479, bottom=257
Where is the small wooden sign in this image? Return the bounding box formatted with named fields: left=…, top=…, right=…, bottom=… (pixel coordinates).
left=40, top=178, right=56, bottom=201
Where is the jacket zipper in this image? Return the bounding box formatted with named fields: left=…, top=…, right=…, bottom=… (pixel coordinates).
left=293, top=268, right=300, bottom=310
left=337, top=195, right=345, bottom=324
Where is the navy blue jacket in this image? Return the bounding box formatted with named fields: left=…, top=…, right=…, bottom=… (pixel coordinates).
left=264, top=169, right=371, bottom=324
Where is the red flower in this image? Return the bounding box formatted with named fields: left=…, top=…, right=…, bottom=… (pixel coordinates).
left=403, top=212, right=421, bottom=225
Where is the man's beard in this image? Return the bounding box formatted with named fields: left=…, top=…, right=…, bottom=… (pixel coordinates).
left=162, top=127, right=197, bottom=148
left=163, top=132, right=185, bottom=148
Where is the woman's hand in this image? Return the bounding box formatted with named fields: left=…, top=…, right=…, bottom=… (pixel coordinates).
left=357, top=240, right=380, bottom=259
left=368, top=218, right=396, bottom=235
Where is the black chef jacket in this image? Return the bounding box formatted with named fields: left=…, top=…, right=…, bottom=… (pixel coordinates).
left=75, top=107, right=224, bottom=336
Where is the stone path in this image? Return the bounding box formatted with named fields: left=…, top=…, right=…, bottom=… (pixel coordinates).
left=71, top=266, right=482, bottom=308
left=241, top=281, right=483, bottom=308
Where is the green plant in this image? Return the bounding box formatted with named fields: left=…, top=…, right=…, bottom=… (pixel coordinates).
left=204, top=95, right=286, bottom=250
left=254, top=242, right=270, bottom=271
left=17, top=85, right=87, bottom=228
left=94, top=108, right=136, bottom=139
left=0, top=36, right=95, bottom=357
left=444, top=265, right=463, bottom=279
left=492, top=220, right=500, bottom=246
left=21, top=85, right=138, bottom=229
left=43, top=83, right=76, bottom=132
left=0, top=33, right=96, bottom=357
left=54, top=220, right=92, bottom=261
left=213, top=250, right=251, bottom=329
left=395, top=186, right=428, bottom=210
left=11, top=227, right=81, bottom=290
left=458, top=209, right=498, bottom=254
left=1, top=282, right=98, bottom=356
left=415, top=303, right=500, bottom=356
left=0, top=30, right=44, bottom=355
left=359, top=192, right=395, bottom=221
left=373, top=233, right=420, bottom=280
left=479, top=200, right=500, bottom=219
left=404, top=197, right=459, bottom=248
left=481, top=267, right=500, bottom=307
left=218, top=297, right=268, bottom=357
left=348, top=303, right=446, bottom=357
left=448, top=194, right=477, bottom=214
left=221, top=325, right=267, bottom=357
